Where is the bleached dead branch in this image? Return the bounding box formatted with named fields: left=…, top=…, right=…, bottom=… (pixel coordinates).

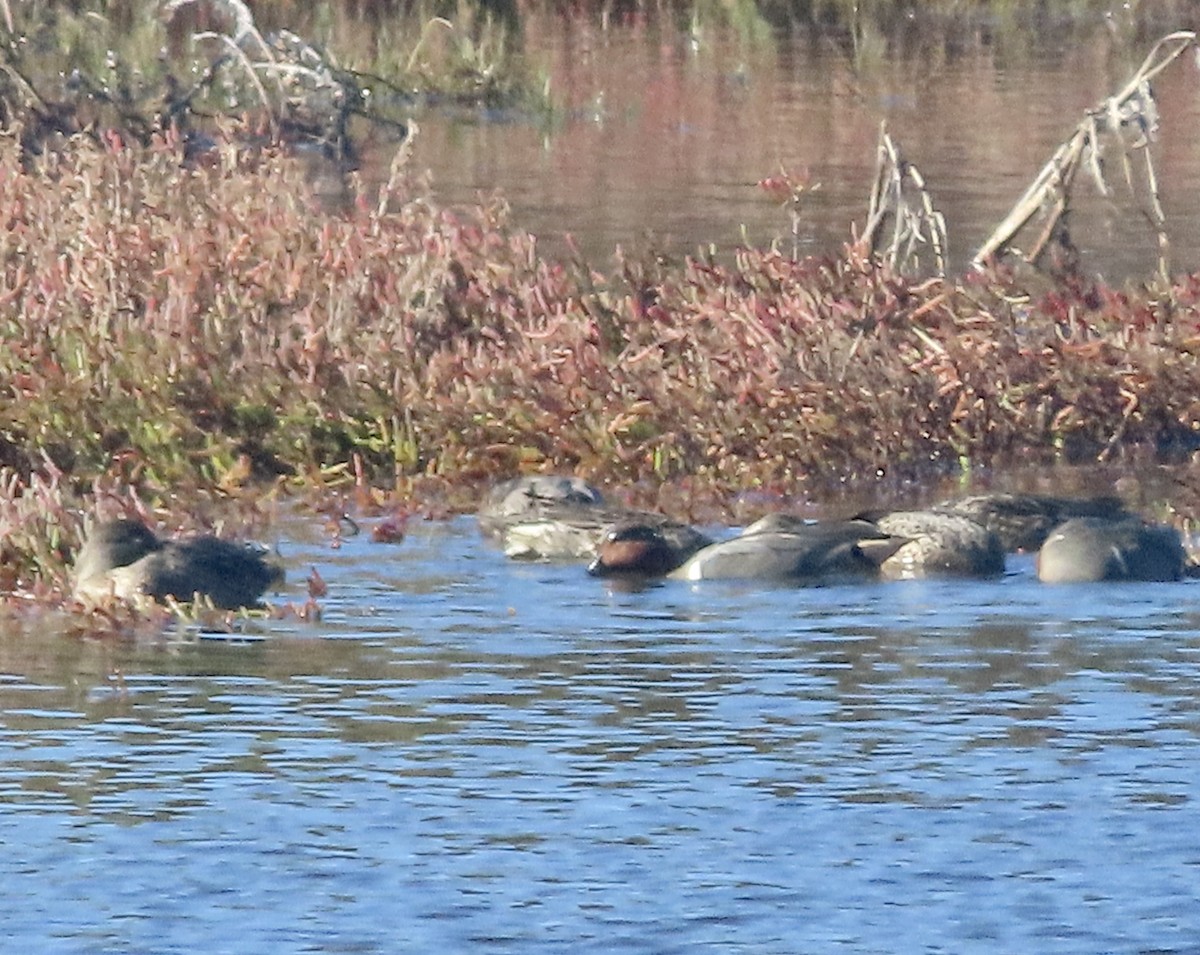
left=973, top=30, right=1195, bottom=277
left=860, top=123, right=947, bottom=277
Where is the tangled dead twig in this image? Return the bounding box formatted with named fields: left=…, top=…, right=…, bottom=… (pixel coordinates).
left=0, top=0, right=409, bottom=164
left=973, top=30, right=1195, bottom=279
left=858, top=123, right=947, bottom=278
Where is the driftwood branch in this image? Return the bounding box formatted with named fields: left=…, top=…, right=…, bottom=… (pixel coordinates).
left=973, top=30, right=1195, bottom=272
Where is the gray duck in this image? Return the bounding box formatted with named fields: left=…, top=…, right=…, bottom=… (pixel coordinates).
left=1036, top=517, right=1186, bottom=583
left=74, top=518, right=284, bottom=609
left=663, top=516, right=904, bottom=583
left=931, top=492, right=1133, bottom=552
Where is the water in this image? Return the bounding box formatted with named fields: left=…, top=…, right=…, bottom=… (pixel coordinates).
left=9, top=17, right=1200, bottom=949
left=4, top=514, right=1200, bottom=953
left=403, top=14, right=1200, bottom=280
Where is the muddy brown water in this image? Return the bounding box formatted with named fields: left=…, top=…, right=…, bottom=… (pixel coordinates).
left=403, top=14, right=1200, bottom=281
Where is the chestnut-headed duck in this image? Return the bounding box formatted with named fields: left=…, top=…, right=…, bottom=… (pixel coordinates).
left=586, top=518, right=714, bottom=577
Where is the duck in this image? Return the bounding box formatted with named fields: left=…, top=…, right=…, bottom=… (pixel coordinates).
left=73, top=517, right=285, bottom=609
left=586, top=518, right=714, bottom=577
left=478, top=474, right=710, bottom=564
left=478, top=475, right=611, bottom=559
left=931, top=492, right=1133, bottom=552
left=476, top=474, right=606, bottom=539
left=863, top=509, right=1005, bottom=579
left=623, top=516, right=905, bottom=582
left=497, top=504, right=627, bottom=560
left=673, top=519, right=904, bottom=582
left=1036, top=517, right=1186, bottom=583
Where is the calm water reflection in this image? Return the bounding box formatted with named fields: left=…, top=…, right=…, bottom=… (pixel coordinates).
left=3, top=515, right=1200, bottom=952
left=404, top=15, right=1200, bottom=280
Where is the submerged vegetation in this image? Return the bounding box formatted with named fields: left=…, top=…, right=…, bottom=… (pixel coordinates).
left=3, top=0, right=1200, bottom=607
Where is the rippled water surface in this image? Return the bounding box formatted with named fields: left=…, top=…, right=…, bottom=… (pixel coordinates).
left=4, top=515, right=1200, bottom=953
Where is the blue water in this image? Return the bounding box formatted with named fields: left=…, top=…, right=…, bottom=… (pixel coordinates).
left=3, top=515, right=1200, bottom=953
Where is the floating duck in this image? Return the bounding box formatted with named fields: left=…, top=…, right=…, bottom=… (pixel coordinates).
left=476, top=475, right=606, bottom=538
left=589, top=513, right=902, bottom=582
left=1036, top=517, right=1186, bottom=583
left=585, top=517, right=714, bottom=577
left=669, top=517, right=905, bottom=582
left=932, top=492, right=1133, bottom=552
left=73, top=518, right=284, bottom=609
left=866, top=509, right=1005, bottom=579
left=478, top=475, right=611, bottom=559
left=479, top=475, right=709, bottom=563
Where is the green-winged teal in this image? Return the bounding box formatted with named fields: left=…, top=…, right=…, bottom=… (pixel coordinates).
left=74, top=518, right=284, bottom=609
left=931, top=492, right=1133, bottom=552
left=664, top=517, right=904, bottom=582
left=585, top=518, right=714, bottom=577
left=1036, top=517, right=1185, bottom=583
left=477, top=475, right=606, bottom=537
left=866, top=510, right=1005, bottom=579
left=479, top=475, right=710, bottom=564
left=478, top=475, right=611, bottom=559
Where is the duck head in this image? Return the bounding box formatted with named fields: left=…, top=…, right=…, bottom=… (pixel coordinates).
left=588, top=521, right=686, bottom=577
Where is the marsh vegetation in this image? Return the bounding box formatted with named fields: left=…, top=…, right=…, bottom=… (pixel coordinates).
left=3, top=0, right=1200, bottom=608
